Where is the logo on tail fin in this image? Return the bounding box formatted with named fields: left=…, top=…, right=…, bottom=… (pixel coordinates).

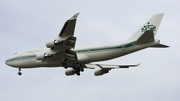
left=141, top=22, right=156, bottom=33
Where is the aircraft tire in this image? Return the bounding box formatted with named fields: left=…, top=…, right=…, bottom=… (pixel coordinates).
left=18, top=72, right=22, bottom=76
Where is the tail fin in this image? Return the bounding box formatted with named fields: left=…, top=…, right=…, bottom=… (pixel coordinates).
left=135, top=30, right=154, bottom=45
left=134, top=30, right=169, bottom=48
left=128, top=13, right=164, bottom=41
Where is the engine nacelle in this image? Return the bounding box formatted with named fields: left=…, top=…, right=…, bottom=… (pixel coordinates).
left=94, top=68, right=109, bottom=76
left=65, top=68, right=75, bottom=76
left=46, top=40, right=63, bottom=48
left=36, top=53, right=52, bottom=60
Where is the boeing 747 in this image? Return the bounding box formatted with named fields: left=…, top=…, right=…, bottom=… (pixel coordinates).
left=5, top=13, right=169, bottom=76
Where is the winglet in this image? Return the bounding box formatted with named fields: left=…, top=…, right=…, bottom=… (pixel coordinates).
left=137, top=62, right=142, bottom=66
left=69, top=13, right=80, bottom=20
left=126, top=62, right=142, bottom=67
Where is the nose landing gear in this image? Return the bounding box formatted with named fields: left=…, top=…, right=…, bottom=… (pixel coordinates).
left=17, top=68, right=22, bottom=76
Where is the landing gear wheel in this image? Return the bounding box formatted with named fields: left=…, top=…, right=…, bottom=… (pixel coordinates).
left=72, top=62, right=85, bottom=76
left=80, top=67, right=84, bottom=72
left=63, top=64, right=68, bottom=69
left=76, top=72, right=80, bottom=76
left=18, top=72, right=22, bottom=76
left=17, top=68, right=22, bottom=76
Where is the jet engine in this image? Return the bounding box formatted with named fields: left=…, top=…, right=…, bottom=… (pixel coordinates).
left=46, top=40, right=63, bottom=48
left=65, top=68, right=75, bottom=76
left=36, top=53, right=52, bottom=60
left=94, top=68, right=109, bottom=76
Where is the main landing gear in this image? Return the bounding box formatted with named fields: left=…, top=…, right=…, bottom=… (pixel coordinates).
left=62, top=59, right=68, bottom=69
left=17, top=68, right=22, bottom=76
left=62, top=59, right=84, bottom=76
left=72, top=63, right=84, bottom=76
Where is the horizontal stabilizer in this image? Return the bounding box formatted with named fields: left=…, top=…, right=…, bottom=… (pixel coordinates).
left=150, top=43, right=169, bottom=48
left=135, top=30, right=154, bottom=45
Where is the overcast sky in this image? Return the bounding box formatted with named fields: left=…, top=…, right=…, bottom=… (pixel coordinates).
left=1, top=0, right=180, bottom=101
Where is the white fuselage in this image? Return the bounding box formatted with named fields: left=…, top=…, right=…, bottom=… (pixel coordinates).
left=5, top=40, right=158, bottom=69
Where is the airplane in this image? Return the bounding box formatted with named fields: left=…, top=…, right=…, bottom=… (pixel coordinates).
left=5, top=13, right=169, bottom=76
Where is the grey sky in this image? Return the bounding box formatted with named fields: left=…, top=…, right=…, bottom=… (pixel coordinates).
left=1, top=0, right=180, bottom=101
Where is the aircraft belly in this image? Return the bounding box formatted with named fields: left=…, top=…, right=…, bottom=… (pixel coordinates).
left=77, top=54, right=90, bottom=63
left=41, top=62, right=62, bottom=67
left=18, top=59, right=41, bottom=68
left=18, top=58, right=62, bottom=68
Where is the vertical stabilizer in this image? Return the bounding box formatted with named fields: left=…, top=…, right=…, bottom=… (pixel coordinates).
left=128, top=14, right=164, bottom=41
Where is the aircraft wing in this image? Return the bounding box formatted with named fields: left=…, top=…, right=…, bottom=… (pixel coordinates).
left=85, top=62, right=141, bottom=69
left=45, top=13, right=79, bottom=50
left=85, top=63, right=141, bottom=76
left=41, top=13, right=80, bottom=64
left=59, top=13, right=79, bottom=38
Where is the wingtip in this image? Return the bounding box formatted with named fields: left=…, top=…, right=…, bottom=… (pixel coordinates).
left=74, top=12, right=80, bottom=17
left=70, top=13, right=80, bottom=20
left=137, top=62, right=142, bottom=66
left=76, top=12, right=80, bottom=15
left=154, top=13, right=164, bottom=16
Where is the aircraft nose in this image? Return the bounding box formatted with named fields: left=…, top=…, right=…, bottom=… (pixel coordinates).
left=5, top=59, right=14, bottom=67
left=5, top=59, right=11, bottom=66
